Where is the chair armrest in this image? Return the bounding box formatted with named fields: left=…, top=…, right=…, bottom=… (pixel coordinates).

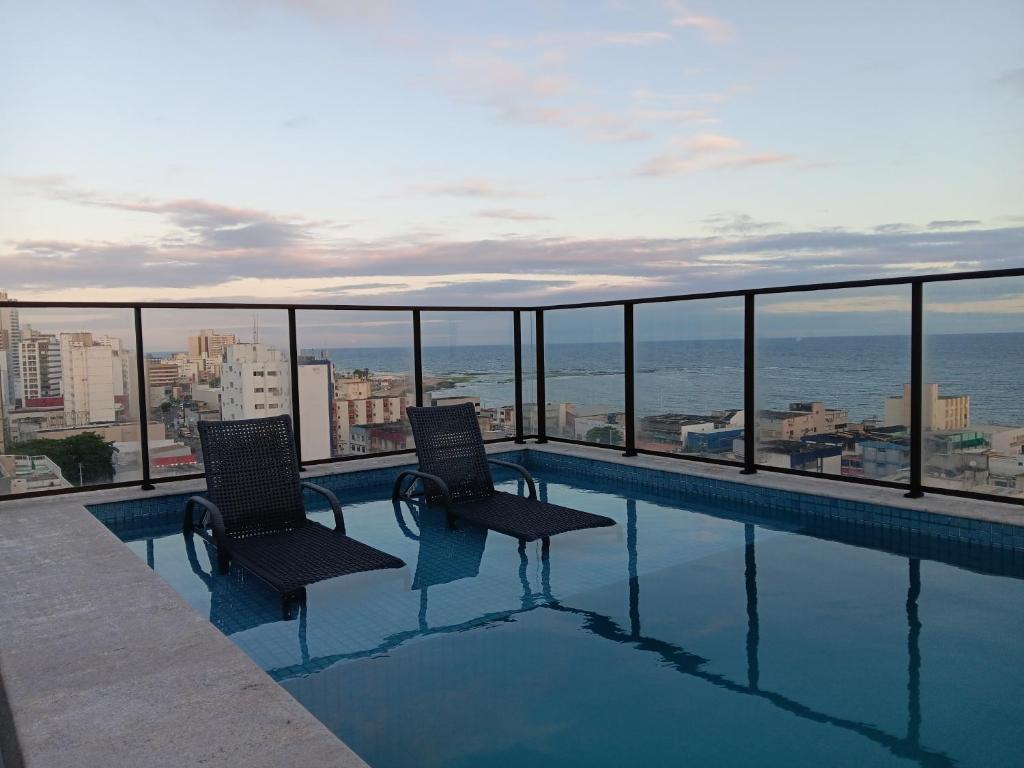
left=183, top=496, right=225, bottom=537
left=488, top=459, right=537, bottom=499
left=392, top=500, right=421, bottom=541
left=301, top=481, right=345, bottom=534
left=392, top=469, right=453, bottom=511
left=183, top=496, right=230, bottom=574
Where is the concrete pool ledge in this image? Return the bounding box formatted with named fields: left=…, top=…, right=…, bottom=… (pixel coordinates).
left=0, top=493, right=374, bottom=767
left=1, top=441, right=1021, bottom=768
left=533, top=441, right=1024, bottom=529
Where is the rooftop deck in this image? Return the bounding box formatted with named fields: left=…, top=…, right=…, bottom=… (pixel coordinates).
left=1, top=441, right=1022, bottom=767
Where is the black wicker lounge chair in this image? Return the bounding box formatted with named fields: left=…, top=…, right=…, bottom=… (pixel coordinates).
left=393, top=403, right=615, bottom=544
left=183, top=415, right=404, bottom=600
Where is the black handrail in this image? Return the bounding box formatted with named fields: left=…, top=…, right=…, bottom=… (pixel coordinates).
left=1, top=265, right=1022, bottom=509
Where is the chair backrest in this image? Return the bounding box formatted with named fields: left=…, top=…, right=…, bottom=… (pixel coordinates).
left=197, top=414, right=305, bottom=537
left=406, top=403, right=494, bottom=503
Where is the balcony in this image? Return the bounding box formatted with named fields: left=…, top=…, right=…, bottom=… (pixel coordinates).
left=1, top=267, right=1023, bottom=768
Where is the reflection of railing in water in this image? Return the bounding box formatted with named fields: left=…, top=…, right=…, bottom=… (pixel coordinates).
left=257, top=499, right=949, bottom=767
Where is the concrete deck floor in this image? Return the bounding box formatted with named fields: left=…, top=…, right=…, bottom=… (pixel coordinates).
left=0, top=441, right=1021, bottom=767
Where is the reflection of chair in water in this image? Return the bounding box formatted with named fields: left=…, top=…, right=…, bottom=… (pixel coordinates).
left=184, top=533, right=309, bottom=662
left=394, top=501, right=489, bottom=629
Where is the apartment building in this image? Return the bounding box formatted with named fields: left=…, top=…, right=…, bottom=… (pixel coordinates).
left=884, top=383, right=970, bottom=430
left=220, top=343, right=291, bottom=421
left=60, top=333, right=129, bottom=427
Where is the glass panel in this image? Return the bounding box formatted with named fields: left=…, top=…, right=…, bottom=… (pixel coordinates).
left=421, top=312, right=515, bottom=439
left=521, top=311, right=538, bottom=436
left=634, top=298, right=744, bottom=459
left=755, top=287, right=911, bottom=481
left=140, top=309, right=291, bottom=478
left=544, top=306, right=625, bottom=445
left=923, top=277, right=1024, bottom=499
left=295, top=310, right=414, bottom=459
left=0, top=305, right=141, bottom=494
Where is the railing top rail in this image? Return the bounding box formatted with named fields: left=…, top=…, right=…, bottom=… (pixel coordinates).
left=2, top=266, right=1022, bottom=312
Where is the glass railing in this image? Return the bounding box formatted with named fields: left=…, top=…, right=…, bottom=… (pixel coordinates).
left=923, top=277, right=1024, bottom=499
left=295, top=310, right=415, bottom=460
left=140, top=308, right=292, bottom=479
left=1, top=266, right=1022, bottom=505
left=754, top=286, right=911, bottom=483
left=0, top=307, right=141, bottom=493
left=634, top=298, right=744, bottom=461
left=543, top=306, right=625, bottom=446
left=421, top=311, right=516, bottom=440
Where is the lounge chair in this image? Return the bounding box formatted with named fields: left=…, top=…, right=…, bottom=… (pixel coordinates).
left=183, top=415, right=404, bottom=601
left=393, top=403, right=616, bottom=545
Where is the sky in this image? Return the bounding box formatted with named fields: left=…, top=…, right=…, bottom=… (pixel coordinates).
left=1, top=0, right=1022, bottom=346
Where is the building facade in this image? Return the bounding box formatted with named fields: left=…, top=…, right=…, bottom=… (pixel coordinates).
left=220, top=343, right=291, bottom=421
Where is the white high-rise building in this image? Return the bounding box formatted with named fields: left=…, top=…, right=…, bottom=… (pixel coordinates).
left=220, top=343, right=291, bottom=422
left=0, top=290, right=21, bottom=408
left=60, top=333, right=128, bottom=426
left=297, top=361, right=332, bottom=460
left=18, top=327, right=61, bottom=401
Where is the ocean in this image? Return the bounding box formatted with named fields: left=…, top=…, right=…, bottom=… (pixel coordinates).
left=317, top=333, right=1023, bottom=426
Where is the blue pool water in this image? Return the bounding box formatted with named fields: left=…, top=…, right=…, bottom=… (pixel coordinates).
left=101, top=468, right=1024, bottom=768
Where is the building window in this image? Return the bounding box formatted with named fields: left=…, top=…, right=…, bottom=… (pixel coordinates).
left=255, top=404, right=265, bottom=410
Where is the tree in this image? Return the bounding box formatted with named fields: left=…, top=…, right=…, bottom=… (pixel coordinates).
left=585, top=425, right=623, bottom=445
left=10, top=432, right=118, bottom=486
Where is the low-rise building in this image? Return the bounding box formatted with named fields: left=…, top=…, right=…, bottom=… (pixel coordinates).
left=734, top=437, right=843, bottom=474
left=758, top=402, right=847, bottom=441
left=349, top=422, right=413, bottom=454
left=0, top=454, right=72, bottom=494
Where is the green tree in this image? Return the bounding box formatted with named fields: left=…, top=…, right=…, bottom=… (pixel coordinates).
left=10, top=432, right=118, bottom=486
left=585, top=425, right=623, bottom=445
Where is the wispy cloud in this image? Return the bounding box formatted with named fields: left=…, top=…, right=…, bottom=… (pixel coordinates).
left=637, top=134, right=792, bottom=176
left=475, top=208, right=553, bottom=222
left=410, top=177, right=535, bottom=198
left=927, top=219, right=982, bottom=229
left=602, top=32, right=673, bottom=46
left=671, top=13, right=736, bottom=44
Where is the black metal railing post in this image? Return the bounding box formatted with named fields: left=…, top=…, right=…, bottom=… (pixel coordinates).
left=906, top=282, right=924, bottom=498
left=623, top=302, right=637, bottom=457
left=132, top=307, right=154, bottom=490
left=535, top=309, right=547, bottom=443
left=513, top=310, right=525, bottom=443
left=741, top=294, right=757, bottom=475
left=287, top=308, right=304, bottom=469
left=413, top=309, right=424, bottom=407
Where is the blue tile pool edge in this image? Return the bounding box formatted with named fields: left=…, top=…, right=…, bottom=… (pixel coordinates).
left=87, top=448, right=1024, bottom=552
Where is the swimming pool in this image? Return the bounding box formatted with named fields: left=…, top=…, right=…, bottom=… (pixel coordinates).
left=95, top=459, right=1024, bottom=768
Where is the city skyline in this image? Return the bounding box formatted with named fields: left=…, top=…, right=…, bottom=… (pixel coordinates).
left=1, top=0, right=1022, bottom=310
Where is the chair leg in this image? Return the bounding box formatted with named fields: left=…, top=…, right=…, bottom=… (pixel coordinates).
left=518, top=539, right=526, bottom=553
left=542, top=536, right=550, bottom=552
left=217, top=546, right=230, bottom=574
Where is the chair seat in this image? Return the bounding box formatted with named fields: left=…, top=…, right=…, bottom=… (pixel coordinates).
left=452, top=491, right=616, bottom=541
left=225, top=520, right=405, bottom=594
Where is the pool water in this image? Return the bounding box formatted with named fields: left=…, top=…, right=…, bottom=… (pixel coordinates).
left=108, top=471, right=1024, bottom=768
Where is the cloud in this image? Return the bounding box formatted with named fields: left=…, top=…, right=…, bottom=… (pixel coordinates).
left=686, top=133, right=742, bottom=151
left=671, top=14, right=736, bottom=43
left=637, top=133, right=792, bottom=176
left=702, top=213, right=783, bottom=235
left=602, top=32, right=673, bottom=46
left=927, top=219, right=982, bottom=229
left=475, top=208, right=554, bottom=222
left=5, top=182, right=1020, bottom=307
left=994, top=67, right=1024, bottom=95
left=411, top=177, right=535, bottom=198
